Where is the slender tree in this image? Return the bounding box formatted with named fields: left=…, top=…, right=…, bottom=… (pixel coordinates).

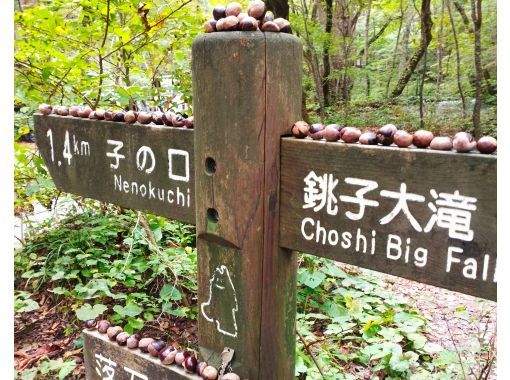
left=471, top=0, right=482, bottom=137
left=322, top=0, right=333, bottom=106
left=391, top=0, right=433, bottom=98
left=446, top=0, right=466, bottom=114
left=364, top=0, right=372, bottom=97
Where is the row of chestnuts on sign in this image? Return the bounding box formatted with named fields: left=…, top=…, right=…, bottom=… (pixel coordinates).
left=38, top=104, right=194, bottom=129
left=204, top=1, right=291, bottom=33
left=85, top=319, right=241, bottom=380
left=291, top=121, right=497, bottom=154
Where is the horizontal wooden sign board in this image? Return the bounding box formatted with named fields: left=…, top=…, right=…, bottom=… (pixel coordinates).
left=34, top=115, right=195, bottom=224
left=83, top=329, right=199, bottom=379
left=280, top=138, right=497, bottom=301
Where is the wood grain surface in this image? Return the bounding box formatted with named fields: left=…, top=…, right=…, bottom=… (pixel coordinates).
left=83, top=329, right=199, bottom=379
left=34, top=115, right=195, bottom=224
left=192, top=32, right=302, bottom=379
left=280, top=138, right=497, bottom=301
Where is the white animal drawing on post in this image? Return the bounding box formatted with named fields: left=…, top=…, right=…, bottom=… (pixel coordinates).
left=200, top=265, right=239, bottom=338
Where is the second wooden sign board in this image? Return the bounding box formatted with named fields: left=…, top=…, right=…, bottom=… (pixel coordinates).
left=280, top=138, right=497, bottom=301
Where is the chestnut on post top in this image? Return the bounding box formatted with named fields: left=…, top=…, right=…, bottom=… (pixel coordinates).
left=204, top=1, right=292, bottom=34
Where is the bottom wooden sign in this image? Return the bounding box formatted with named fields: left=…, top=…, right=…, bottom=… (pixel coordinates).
left=83, top=330, right=199, bottom=380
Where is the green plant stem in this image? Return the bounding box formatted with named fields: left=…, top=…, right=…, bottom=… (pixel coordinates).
left=296, top=329, right=325, bottom=379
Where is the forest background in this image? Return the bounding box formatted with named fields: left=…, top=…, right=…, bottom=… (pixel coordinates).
left=12, top=0, right=499, bottom=379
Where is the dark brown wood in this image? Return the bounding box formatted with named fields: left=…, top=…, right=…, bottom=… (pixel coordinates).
left=83, top=329, right=199, bottom=379
left=34, top=115, right=195, bottom=224
left=280, top=138, right=497, bottom=301
left=192, top=32, right=301, bottom=379
left=260, top=34, right=301, bottom=380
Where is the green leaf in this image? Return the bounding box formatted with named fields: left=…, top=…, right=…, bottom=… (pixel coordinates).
left=160, top=285, right=182, bottom=301
left=299, top=270, right=326, bottom=289
left=58, top=360, right=77, bottom=379
left=75, top=303, right=107, bottom=321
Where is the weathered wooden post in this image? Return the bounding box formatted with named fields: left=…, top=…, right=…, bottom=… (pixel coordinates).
left=192, top=32, right=302, bottom=379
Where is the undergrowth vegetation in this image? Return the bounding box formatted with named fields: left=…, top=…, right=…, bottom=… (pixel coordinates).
left=15, top=206, right=495, bottom=379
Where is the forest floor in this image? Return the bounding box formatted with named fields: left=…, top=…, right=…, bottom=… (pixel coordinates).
left=14, top=264, right=497, bottom=379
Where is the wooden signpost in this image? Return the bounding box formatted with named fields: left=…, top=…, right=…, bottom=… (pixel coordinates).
left=34, top=32, right=497, bottom=380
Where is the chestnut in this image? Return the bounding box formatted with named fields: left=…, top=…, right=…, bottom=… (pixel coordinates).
left=159, top=345, right=177, bottom=365
left=340, top=127, right=361, bottom=143
left=184, top=355, right=198, bottom=373
left=239, top=16, right=258, bottom=31
left=104, top=110, right=114, bottom=121
left=196, top=361, right=208, bottom=376
left=291, top=121, right=309, bottom=138
left=85, top=319, right=97, bottom=330
left=376, top=124, right=397, bottom=146
left=274, top=18, right=291, bottom=33
left=204, top=19, right=217, bottom=33
left=393, top=130, right=413, bottom=147
left=95, top=109, right=105, bottom=120
left=124, top=110, right=137, bottom=123
left=261, top=21, right=279, bottom=32
left=225, top=2, right=242, bottom=17
left=97, top=320, right=111, bottom=334
left=69, top=106, right=81, bottom=117
left=57, top=105, right=70, bottom=116
left=116, top=332, right=130, bottom=346
left=152, top=111, right=164, bottom=125
left=138, top=338, right=155, bottom=353
left=184, top=116, right=194, bottom=128
left=430, top=136, right=453, bottom=151
left=216, top=18, right=226, bottom=31
left=413, top=130, right=434, bottom=148
left=162, top=111, right=175, bottom=126
left=310, top=130, right=324, bottom=140
left=309, top=123, right=324, bottom=134
left=223, top=15, right=239, bottom=31
left=453, top=132, right=476, bottom=153
left=172, top=114, right=186, bottom=127
left=88, top=111, right=98, bottom=120
left=106, top=326, right=123, bottom=341
left=126, top=335, right=140, bottom=349
left=78, top=106, right=92, bottom=118
left=213, top=6, right=226, bottom=20
left=112, top=111, right=125, bottom=122
left=477, top=136, right=497, bottom=154
left=174, top=350, right=190, bottom=366
left=248, top=0, right=266, bottom=19
left=221, top=373, right=241, bottom=380
left=148, top=340, right=166, bottom=357
left=202, top=366, right=218, bottom=380
left=264, top=11, right=274, bottom=22
left=323, top=125, right=340, bottom=142
left=38, top=103, right=52, bottom=115
left=359, top=132, right=377, bottom=145
left=137, top=111, right=152, bottom=124
left=325, top=123, right=342, bottom=131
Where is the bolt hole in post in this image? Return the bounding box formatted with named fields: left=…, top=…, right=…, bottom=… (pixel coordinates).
left=207, top=208, right=219, bottom=223
left=205, top=157, right=217, bottom=175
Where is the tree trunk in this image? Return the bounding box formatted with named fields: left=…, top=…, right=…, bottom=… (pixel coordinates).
left=364, top=0, right=372, bottom=97
left=398, top=8, right=414, bottom=78
left=322, top=0, right=333, bottom=107
left=391, top=0, right=433, bottom=98
left=471, top=0, right=482, bottom=137
left=446, top=0, right=466, bottom=114
left=385, top=0, right=404, bottom=98
left=265, top=0, right=289, bottom=19
left=419, top=47, right=428, bottom=128
left=453, top=0, right=473, bottom=32
left=436, top=0, right=445, bottom=98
